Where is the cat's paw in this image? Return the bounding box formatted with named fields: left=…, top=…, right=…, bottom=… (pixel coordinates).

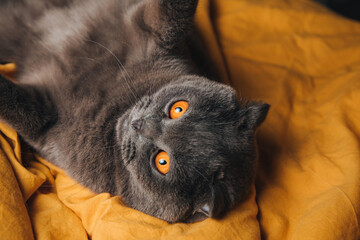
left=143, top=0, right=199, bottom=46
left=159, top=0, right=198, bottom=18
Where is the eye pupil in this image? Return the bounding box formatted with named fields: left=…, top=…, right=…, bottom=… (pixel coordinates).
left=169, top=101, right=189, bottom=119
left=175, top=107, right=182, bottom=113
left=159, top=159, right=167, bottom=165
left=155, top=151, right=170, bottom=175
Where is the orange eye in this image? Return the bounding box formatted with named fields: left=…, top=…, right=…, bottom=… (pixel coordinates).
left=170, top=101, right=189, bottom=119
left=155, top=151, right=170, bottom=175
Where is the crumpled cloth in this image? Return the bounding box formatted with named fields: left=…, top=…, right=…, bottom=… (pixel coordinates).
left=0, top=0, right=359, bottom=239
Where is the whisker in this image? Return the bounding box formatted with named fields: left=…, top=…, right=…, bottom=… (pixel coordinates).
left=145, top=67, right=156, bottom=97
left=86, top=39, right=142, bottom=104
left=75, top=56, right=98, bottom=62
left=193, top=167, right=211, bottom=185
left=211, top=121, right=240, bottom=126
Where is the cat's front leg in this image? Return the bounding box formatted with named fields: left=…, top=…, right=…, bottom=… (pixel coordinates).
left=0, top=74, right=57, bottom=140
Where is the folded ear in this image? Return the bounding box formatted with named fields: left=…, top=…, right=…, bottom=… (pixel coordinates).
left=184, top=183, right=227, bottom=223
left=239, top=102, right=270, bottom=130
left=143, top=0, right=199, bottom=46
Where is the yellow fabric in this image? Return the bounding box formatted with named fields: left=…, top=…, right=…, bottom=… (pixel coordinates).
left=0, top=63, right=16, bottom=80
left=0, top=0, right=359, bottom=239
left=0, top=63, right=16, bottom=74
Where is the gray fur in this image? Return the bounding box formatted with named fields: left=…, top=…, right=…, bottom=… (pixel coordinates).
left=0, top=0, right=269, bottom=222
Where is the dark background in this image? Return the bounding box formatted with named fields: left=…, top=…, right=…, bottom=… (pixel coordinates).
left=314, top=0, right=360, bottom=21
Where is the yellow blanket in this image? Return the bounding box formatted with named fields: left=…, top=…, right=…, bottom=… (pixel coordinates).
left=1, top=0, right=359, bottom=239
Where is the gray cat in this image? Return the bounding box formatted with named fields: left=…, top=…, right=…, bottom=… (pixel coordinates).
left=0, top=0, right=269, bottom=223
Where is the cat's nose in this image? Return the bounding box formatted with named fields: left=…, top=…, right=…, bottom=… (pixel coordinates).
left=131, top=119, right=144, bottom=131
left=130, top=118, right=161, bottom=139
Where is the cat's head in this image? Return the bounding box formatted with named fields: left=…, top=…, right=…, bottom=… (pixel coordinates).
left=116, top=76, right=269, bottom=223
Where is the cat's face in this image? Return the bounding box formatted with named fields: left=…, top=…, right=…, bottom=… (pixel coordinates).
left=116, top=76, right=269, bottom=223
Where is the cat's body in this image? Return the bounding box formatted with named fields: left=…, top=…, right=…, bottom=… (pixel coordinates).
left=0, top=0, right=269, bottom=223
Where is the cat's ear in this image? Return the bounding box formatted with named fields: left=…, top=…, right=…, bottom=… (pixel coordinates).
left=184, top=183, right=227, bottom=223
left=238, top=102, right=270, bottom=130
left=142, top=0, right=198, bottom=46
left=183, top=205, right=210, bottom=223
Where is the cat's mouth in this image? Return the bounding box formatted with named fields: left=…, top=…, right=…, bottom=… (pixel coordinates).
left=116, top=109, right=141, bottom=168
left=115, top=109, right=132, bottom=148
left=122, top=118, right=129, bottom=132
left=118, top=109, right=132, bottom=133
